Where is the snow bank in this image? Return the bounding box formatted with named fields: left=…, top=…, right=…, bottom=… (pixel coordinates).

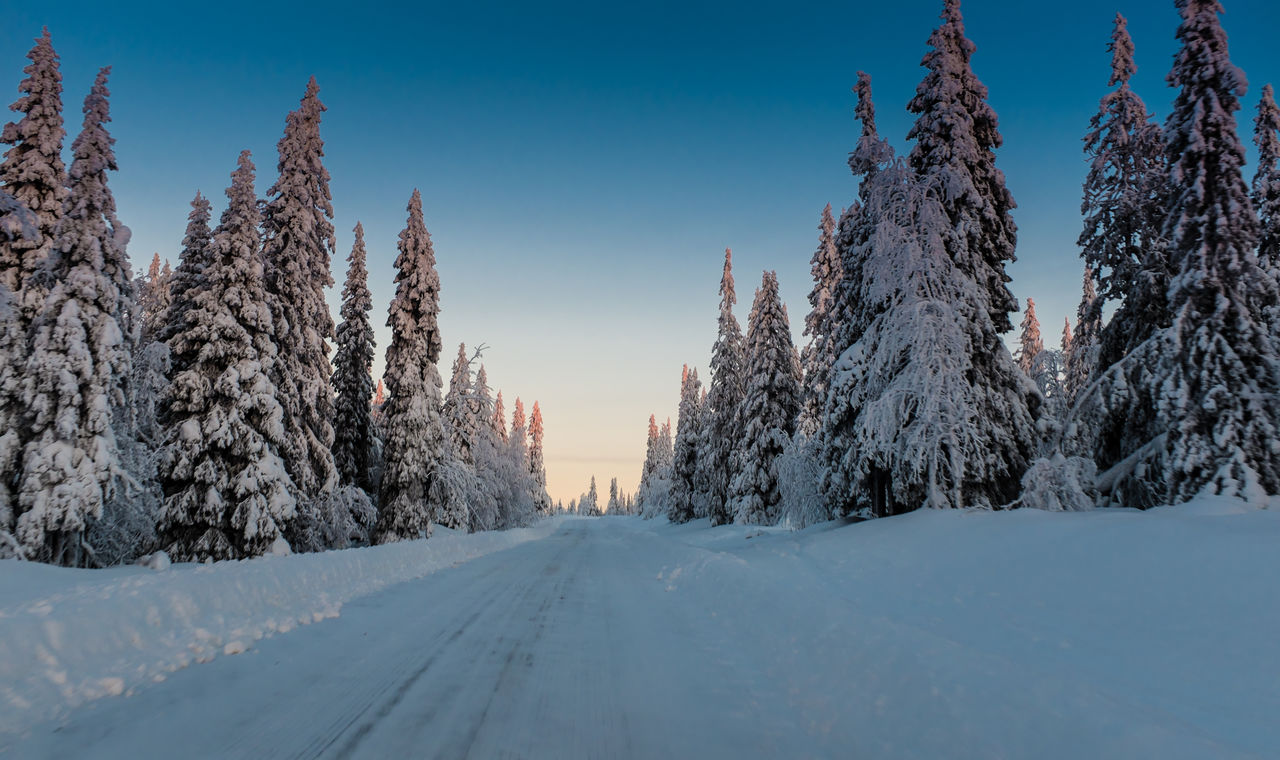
left=0, top=520, right=558, bottom=734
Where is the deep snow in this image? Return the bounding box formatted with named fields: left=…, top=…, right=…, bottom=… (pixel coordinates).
left=2, top=501, right=1277, bottom=758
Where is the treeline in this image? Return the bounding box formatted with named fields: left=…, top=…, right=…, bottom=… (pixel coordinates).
left=0, top=31, right=551, bottom=566
left=636, top=0, right=1280, bottom=526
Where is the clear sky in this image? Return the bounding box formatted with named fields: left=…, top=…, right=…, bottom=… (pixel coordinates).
left=4, top=0, right=1279, bottom=504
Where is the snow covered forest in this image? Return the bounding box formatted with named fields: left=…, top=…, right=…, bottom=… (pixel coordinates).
left=633, top=0, right=1280, bottom=529
left=0, top=33, right=553, bottom=567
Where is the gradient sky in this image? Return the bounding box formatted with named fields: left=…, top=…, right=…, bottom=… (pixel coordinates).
left=4, top=0, right=1279, bottom=504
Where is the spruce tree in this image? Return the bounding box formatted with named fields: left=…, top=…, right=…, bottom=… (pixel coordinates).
left=1155, top=0, right=1280, bottom=502
left=529, top=400, right=551, bottom=513
left=1016, top=297, right=1044, bottom=376
left=1081, top=13, right=1169, bottom=373
left=491, top=391, right=508, bottom=445
left=262, top=77, right=337, bottom=499
left=0, top=195, right=36, bottom=555
left=1252, top=83, right=1280, bottom=304
left=160, top=192, right=212, bottom=351
left=729, top=272, right=802, bottom=525
left=136, top=252, right=171, bottom=344
left=157, top=151, right=296, bottom=560
left=637, top=413, right=660, bottom=500
left=510, top=397, right=528, bottom=473
left=607, top=477, right=619, bottom=514
left=376, top=190, right=451, bottom=541
left=799, top=205, right=840, bottom=436
left=704, top=248, right=746, bottom=526
left=1064, top=267, right=1101, bottom=402
left=668, top=365, right=704, bottom=523
left=906, top=0, right=1018, bottom=333
left=17, top=69, right=135, bottom=566
left=442, top=342, right=474, bottom=464
left=332, top=222, right=376, bottom=493
left=0, top=28, right=66, bottom=326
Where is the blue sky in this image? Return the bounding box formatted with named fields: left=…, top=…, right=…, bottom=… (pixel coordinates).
left=5, top=0, right=1279, bottom=502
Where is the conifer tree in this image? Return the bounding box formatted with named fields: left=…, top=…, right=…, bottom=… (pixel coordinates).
left=491, top=391, right=508, bottom=445
left=17, top=69, right=135, bottom=565
left=638, top=414, right=660, bottom=496
left=0, top=28, right=66, bottom=327
left=510, top=397, right=528, bottom=473
left=703, top=249, right=746, bottom=526
left=729, top=272, right=802, bottom=525
left=1154, top=0, right=1280, bottom=502
left=332, top=222, right=376, bottom=493
left=800, top=205, right=840, bottom=436
left=1252, top=83, right=1280, bottom=297
left=1081, top=13, right=1170, bottom=373
left=160, top=192, right=212, bottom=352
left=0, top=195, right=36, bottom=555
left=1064, top=267, right=1101, bottom=402
left=442, top=342, right=474, bottom=464
left=157, top=151, right=295, bottom=560
left=582, top=476, right=599, bottom=517
left=529, top=400, right=551, bottom=513
left=376, top=189, right=450, bottom=541
left=906, top=0, right=1018, bottom=333
left=262, top=77, right=337, bottom=500
left=668, top=365, right=704, bottom=523
left=136, top=253, right=171, bottom=344
left=1016, top=298, right=1044, bottom=376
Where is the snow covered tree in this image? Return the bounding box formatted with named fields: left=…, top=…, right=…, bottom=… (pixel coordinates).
left=821, top=141, right=1037, bottom=516
left=262, top=77, right=337, bottom=501
left=332, top=222, right=376, bottom=493
left=728, top=271, right=802, bottom=525
left=1081, top=13, right=1170, bottom=375
left=637, top=413, right=660, bottom=496
left=906, top=0, right=1018, bottom=334
left=156, top=151, right=295, bottom=561
left=1252, top=82, right=1280, bottom=315
left=1064, top=267, right=1101, bottom=403
left=1153, top=0, right=1280, bottom=503
left=703, top=248, right=746, bottom=526
left=607, top=476, right=619, bottom=514
left=160, top=192, right=212, bottom=351
left=581, top=475, right=599, bottom=516
left=528, top=400, right=551, bottom=514
left=668, top=365, right=704, bottom=523
left=1015, top=298, right=1044, bottom=376
left=0, top=193, right=37, bottom=556
left=0, top=27, right=66, bottom=328
left=377, top=190, right=454, bottom=540
left=136, top=253, right=170, bottom=344
left=510, top=397, right=528, bottom=470
left=466, top=365, right=502, bottom=531
left=799, top=205, right=840, bottom=436
left=442, top=343, right=475, bottom=464
left=16, top=68, right=136, bottom=566
left=491, top=391, right=509, bottom=445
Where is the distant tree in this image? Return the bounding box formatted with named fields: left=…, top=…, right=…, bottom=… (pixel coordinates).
left=135, top=253, right=170, bottom=344
left=160, top=192, right=213, bottom=353
left=332, top=222, right=377, bottom=493
left=729, top=272, right=802, bottom=525
left=607, top=476, right=619, bottom=514
left=668, top=365, right=705, bottom=523
left=442, top=343, right=475, bottom=464
left=528, top=401, right=552, bottom=514
left=1015, top=298, right=1044, bottom=377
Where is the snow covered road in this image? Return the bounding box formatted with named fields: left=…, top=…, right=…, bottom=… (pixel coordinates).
left=7, top=507, right=1278, bottom=758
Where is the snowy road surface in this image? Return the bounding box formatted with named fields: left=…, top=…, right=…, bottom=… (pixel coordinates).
left=7, top=508, right=1278, bottom=759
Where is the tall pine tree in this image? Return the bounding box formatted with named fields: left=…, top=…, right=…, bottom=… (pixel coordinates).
left=332, top=222, right=376, bottom=493
left=1155, top=0, right=1280, bottom=502
left=729, top=272, right=801, bottom=525
left=529, top=400, right=551, bottom=514
left=160, top=192, right=212, bottom=351
left=0, top=28, right=66, bottom=327
left=668, top=365, right=704, bottom=523
left=703, top=249, right=746, bottom=526
left=376, top=190, right=449, bottom=541
left=17, top=69, right=134, bottom=566
left=906, top=0, right=1018, bottom=333
left=799, top=205, right=840, bottom=436
left=157, top=151, right=296, bottom=560
left=262, top=77, right=337, bottom=500
left=1252, top=82, right=1280, bottom=307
